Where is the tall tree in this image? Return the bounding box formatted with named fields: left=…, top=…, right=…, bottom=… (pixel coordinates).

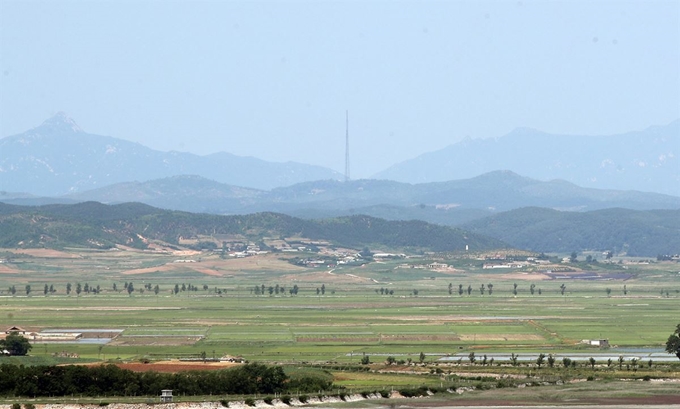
left=536, top=353, right=545, bottom=368
left=0, top=332, right=32, bottom=356
left=547, top=354, right=556, bottom=368
left=510, top=353, right=518, bottom=366
left=665, top=323, right=680, bottom=360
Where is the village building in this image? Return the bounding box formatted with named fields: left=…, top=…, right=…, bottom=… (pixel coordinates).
left=160, top=390, right=173, bottom=403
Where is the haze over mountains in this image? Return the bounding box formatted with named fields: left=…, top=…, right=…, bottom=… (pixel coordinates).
left=374, top=120, right=680, bottom=197
left=53, top=172, right=679, bottom=218
left=0, top=113, right=342, bottom=195
left=1, top=114, right=679, bottom=223
left=1, top=114, right=679, bottom=257
left=1, top=114, right=678, bottom=199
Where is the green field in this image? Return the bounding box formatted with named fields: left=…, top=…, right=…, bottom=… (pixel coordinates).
left=1, top=248, right=678, bottom=366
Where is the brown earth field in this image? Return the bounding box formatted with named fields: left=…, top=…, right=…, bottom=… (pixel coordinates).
left=296, top=336, right=380, bottom=343
left=458, top=334, right=543, bottom=341
left=0, top=248, right=81, bottom=258
left=281, top=270, right=368, bottom=283
left=499, top=272, right=552, bottom=281
left=0, top=264, right=20, bottom=274
left=122, top=254, right=306, bottom=276
left=109, top=336, right=202, bottom=346
left=85, top=360, right=242, bottom=373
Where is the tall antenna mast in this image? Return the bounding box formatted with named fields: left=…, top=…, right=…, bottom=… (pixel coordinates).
left=345, top=110, right=350, bottom=182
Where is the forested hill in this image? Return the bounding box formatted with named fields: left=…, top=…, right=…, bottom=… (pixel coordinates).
left=0, top=202, right=505, bottom=253
left=463, top=207, right=680, bottom=257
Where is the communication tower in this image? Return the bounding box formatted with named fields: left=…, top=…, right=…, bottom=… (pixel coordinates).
left=345, top=110, right=350, bottom=182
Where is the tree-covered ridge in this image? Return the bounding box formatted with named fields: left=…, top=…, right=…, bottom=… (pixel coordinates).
left=0, top=202, right=504, bottom=253
left=298, top=215, right=500, bottom=252
left=463, top=207, right=680, bottom=256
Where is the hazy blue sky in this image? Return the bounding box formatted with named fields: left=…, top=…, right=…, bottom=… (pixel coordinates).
left=1, top=0, right=678, bottom=178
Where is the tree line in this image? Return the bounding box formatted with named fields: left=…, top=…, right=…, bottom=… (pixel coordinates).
left=0, top=362, right=332, bottom=398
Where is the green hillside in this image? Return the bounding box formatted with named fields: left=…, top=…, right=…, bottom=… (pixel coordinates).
left=0, top=202, right=504, bottom=253
left=463, top=207, right=680, bottom=256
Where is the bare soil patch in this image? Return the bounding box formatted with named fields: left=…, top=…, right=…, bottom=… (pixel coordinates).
left=381, top=335, right=461, bottom=342
left=109, top=336, right=202, bottom=346
left=297, top=336, right=380, bottom=343
left=281, top=270, right=365, bottom=283
left=0, top=248, right=81, bottom=258
left=97, top=360, right=241, bottom=373
left=500, top=272, right=551, bottom=281
left=122, top=264, right=179, bottom=275
left=184, top=266, right=224, bottom=276
left=203, top=253, right=306, bottom=273
left=458, top=334, right=544, bottom=341
left=0, top=264, right=20, bottom=274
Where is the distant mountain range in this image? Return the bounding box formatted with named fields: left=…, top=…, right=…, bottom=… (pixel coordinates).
left=373, top=120, right=680, bottom=196
left=0, top=113, right=342, bottom=195
left=1, top=171, right=678, bottom=227
left=2, top=114, right=678, bottom=199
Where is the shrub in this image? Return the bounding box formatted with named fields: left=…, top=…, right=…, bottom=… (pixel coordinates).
left=24, top=404, right=35, bottom=409
left=496, top=379, right=511, bottom=388
left=280, top=396, right=291, bottom=405
left=11, top=404, right=20, bottom=409
left=298, top=395, right=308, bottom=403
left=220, top=400, right=229, bottom=407
left=244, top=398, right=255, bottom=407
left=263, top=397, right=273, bottom=405
left=398, top=388, right=419, bottom=397
left=98, top=403, right=109, bottom=407
left=380, top=390, right=390, bottom=398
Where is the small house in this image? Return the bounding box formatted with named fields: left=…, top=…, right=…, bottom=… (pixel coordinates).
left=5, top=326, right=27, bottom=335
left=160, top=389, right=173, bottom=403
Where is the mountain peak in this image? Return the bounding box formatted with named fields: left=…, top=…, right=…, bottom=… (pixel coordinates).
left=38, top=112, right=83, bottom=133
